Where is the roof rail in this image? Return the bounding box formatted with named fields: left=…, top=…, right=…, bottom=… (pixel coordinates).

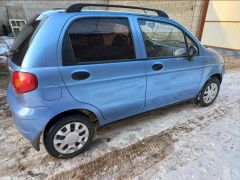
left=66, top=3, right=169, bottom=18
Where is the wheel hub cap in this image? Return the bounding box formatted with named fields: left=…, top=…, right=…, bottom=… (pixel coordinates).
left=65, top=132, right=79, bottom=144
left=53, top=122, right=89, bottom=154
left=203, top=82, right=218, bottom=104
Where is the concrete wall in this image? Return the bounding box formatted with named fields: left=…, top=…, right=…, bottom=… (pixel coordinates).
left=0, top=0, right=204, bottom=37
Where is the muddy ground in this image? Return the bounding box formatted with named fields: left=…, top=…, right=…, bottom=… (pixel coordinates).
left=0, top=68, right=240, bottom=179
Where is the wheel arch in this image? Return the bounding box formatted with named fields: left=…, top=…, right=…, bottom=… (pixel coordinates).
left=199, top=71, right=222, bottom=92
left=196, top=72, right=222, bottom=101
left=32, top=102, right=105, bottom=151
left=209, top=73, right=222, bottom=83
left=43, top=109, right=98, bottom=138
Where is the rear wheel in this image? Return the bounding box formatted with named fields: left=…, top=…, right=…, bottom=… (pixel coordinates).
left=197, top=77, right=220, bottom=107
left=44, top=114, right=94, bottom=158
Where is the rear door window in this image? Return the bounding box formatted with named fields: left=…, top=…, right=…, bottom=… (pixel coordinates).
left=10, top=15, right=45, bottom=66
left=62, top=18, right=135, bottom=65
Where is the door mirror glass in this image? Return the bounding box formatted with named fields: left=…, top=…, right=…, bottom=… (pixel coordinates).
left=188, top=45, right=198, bottom=58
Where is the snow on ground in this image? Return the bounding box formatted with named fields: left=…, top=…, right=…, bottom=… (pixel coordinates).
left=139, top=69, right=240, bottom=180
left=0, top=36, right=14, bottom=91
left=0, top=36, right=14, bottom=63
left=0, top=69, right=240, bottom=179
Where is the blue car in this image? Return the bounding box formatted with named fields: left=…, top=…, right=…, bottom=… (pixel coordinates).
left=7, top=3, right=224, bottom=158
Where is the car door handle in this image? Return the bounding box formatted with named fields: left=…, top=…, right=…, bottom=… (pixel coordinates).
left=72, top=71, right=90, bottom=80
left=152, top=64, right=163, bottom=71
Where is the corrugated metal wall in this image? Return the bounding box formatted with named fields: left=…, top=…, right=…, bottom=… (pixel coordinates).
left=201, top=1, right=240, bottom=50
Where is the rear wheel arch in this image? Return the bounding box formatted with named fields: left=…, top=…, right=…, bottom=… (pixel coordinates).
left=44, top=113, right=94, bottom=158
left=43, top=109, right=98, bottom=141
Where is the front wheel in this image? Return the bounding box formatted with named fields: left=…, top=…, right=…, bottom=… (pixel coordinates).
left=197, top=77, right=220, bottom=107
left=44, top=114, right=94, bottom=158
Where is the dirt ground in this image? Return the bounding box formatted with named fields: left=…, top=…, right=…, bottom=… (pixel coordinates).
left=0, top=68, right=240, bottom=179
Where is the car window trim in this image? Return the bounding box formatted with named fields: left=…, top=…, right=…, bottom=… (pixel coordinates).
left=74, top=58, right=142, bottom=65
left=141, top=55, right=190, bottom=61
left=183, top=31, right=199, bottom=56
left=62, top=16, right=138, bottom=66
left=60, top=55, right=191, bottom=68
left=137, top=18, right=200, bottom=60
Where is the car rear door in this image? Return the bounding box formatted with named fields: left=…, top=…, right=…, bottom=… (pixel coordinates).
left=58, top=16, right=146, bottom=123
left=135, top=18, right=203, bottom=111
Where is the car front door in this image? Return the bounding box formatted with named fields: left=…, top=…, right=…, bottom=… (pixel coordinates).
left=58, top=17, right=146, bottom=123
left=136, top=18, right=203, bottom=111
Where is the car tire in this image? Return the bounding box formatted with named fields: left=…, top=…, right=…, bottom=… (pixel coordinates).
left=44, top=114, right=94, bottom=159
left=197, top=77, right=220, bottom=107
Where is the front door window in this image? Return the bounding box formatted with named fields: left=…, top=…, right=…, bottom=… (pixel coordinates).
left=138, top=19, right=188, bottom=58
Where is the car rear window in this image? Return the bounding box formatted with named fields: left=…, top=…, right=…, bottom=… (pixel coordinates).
left=10, top=15, right=45, bottom=66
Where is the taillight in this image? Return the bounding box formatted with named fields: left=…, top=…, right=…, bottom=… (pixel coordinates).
left=12, top=71, right=38, bottom=94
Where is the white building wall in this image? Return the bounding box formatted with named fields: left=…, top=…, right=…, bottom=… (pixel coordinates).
left=201, top=1, right=240, bottom=50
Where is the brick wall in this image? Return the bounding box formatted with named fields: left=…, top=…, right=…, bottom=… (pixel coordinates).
left=0, top=0, right=204, bottom=37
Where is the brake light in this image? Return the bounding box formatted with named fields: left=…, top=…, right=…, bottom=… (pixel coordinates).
left=12, top=71, right=38, bottom=94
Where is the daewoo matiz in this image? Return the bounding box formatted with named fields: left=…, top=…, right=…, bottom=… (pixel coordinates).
left=7, top=3, right=224, bottom=158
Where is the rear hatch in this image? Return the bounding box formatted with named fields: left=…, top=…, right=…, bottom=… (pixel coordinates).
left=7, top=14, right=47, bottom=108
left=8, top=14, right=47, bottom=76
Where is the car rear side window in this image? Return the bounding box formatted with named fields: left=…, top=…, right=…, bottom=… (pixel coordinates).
left=11, top=15, right=44, bottom=66
left=62, top=18, right=135, bottom=65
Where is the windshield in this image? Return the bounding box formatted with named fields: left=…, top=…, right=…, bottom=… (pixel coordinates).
left=10, top=15, right=45, bottom=66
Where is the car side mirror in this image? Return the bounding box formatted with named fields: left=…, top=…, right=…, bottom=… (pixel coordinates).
left=173, top=48, right=187, bottom=57
left=188, top=45, right=198, bottom=59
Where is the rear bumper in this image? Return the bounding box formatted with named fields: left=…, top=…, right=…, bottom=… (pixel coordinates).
left=7, top=84, right=53, bottom=151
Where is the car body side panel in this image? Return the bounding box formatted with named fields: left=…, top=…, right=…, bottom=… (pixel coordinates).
left=57, top=15, right=147, bottom=124
left=133, top=16, right=204, bottom=111
left=198, top=48, right=224, bottom=90
left=17, top=65, right=106, bottom=123
left=7, top=81, right=105, bottom=150
left=144, top=57, right=203, bottom=111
